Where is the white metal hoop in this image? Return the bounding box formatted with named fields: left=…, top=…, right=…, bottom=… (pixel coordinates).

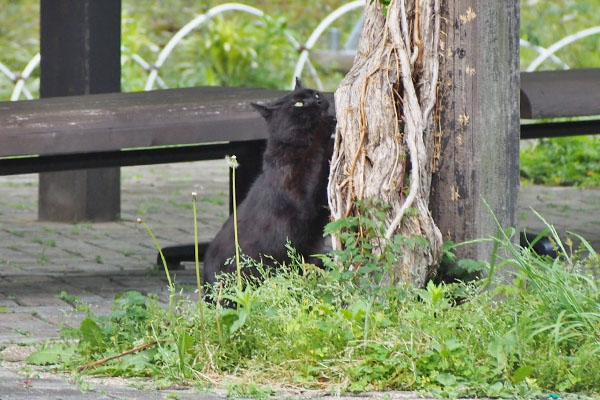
left=526, top=26, right=600, bottom=71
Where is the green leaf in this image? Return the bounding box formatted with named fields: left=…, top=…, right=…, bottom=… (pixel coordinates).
left=120, top=351, right=154, bottom=372
left=436, top=372, right=457, bottom=387
left=115, top=290, right=146, bottom=309
left=80, top=318, right=105, bottom=347
left=487, top=338, right=507, bottom=371
left=405, top=310, right=426, bottom=320
left=230, top=309, right=249, bottom=334
left=323, top=217, right=359, bottom=236
left=442, top=240, right=457, bottom=264
left=444, top=338, right=465, bottom=352
left=457, top=259, right=487, bottom=274
left=512, top=365, right=533, bottom=384
left=486, top=381, right=507, bottom=396
left=27, top=344, right=76, bottom=365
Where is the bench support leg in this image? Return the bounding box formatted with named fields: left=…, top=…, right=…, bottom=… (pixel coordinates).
left=39, top=169, right=120, bottom=222
left=38, top=0, right=121, bottom=222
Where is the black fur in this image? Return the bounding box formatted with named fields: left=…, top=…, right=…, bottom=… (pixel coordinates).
left=202, top=81, right=335, bottom=288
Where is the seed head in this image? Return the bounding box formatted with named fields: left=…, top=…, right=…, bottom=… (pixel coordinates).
left=226, top=155, right=239, bottom=169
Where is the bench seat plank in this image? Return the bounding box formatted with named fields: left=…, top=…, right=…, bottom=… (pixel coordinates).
left=0, top=86, right=290, bottom=158
left=2, top=68, right=598, bottom=162
left=520, top=68, right=600, bottom=119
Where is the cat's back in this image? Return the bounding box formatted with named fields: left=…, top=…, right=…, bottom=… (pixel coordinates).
left=203, top=81, right=334, bottom=286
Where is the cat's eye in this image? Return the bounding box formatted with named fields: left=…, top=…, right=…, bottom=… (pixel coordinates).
left=294, top=101, right=304, bottom=107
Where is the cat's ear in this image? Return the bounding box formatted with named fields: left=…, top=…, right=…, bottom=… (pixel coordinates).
left=251, top=102, right=276, bottom=119
left=294, top=77, right=303, bottom=90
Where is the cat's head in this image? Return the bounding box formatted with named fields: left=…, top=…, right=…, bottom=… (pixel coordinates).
left=251, top=79, right=330, bottom=143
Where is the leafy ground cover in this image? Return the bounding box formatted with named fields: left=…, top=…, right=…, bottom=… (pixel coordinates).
left=28, top=203, right=600, bottom=398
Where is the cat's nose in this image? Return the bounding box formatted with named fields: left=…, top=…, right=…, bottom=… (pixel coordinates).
left=316, top=99, right=322, bottom=105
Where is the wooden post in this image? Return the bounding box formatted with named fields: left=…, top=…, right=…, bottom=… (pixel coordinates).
left=39, top=0, right=121, bottom=222
left=431, top=2, right=520, bottom=262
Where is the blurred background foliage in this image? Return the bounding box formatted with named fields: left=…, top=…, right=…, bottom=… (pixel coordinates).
left=0, top=0, right=599, bottom=186
left=521, top=0, right=600, bottom=69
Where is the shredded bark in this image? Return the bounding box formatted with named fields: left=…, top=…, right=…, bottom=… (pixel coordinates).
left=328, top=0, right=442, bottom=286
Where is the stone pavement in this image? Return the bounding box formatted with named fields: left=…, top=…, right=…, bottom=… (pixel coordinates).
left=0, top=160, right=598, bottom=399
left=518, top=184, right=600, bottom=250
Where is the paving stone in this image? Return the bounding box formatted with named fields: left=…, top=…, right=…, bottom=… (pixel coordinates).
left=53, top=263, right=126, bottom=275
left=13, top=265, right=84, bottom=276
left=0, top=247, right=38, bottom=261
left=1, top=291, right=69, bottom=308
left=0, top=313, right=57, bottom=342
left=0, top=366, right=21, bottom=379
left=0, top=293, right=19, bottom=307
left=0, top=278, right=75, bottom=307
left=9, top=306, right=86, bottom=331
left=0, top=328, right=25, bottom=344
left=518, top=185, right=600, bottom=250
left=0, top=344, right=35, bottom=362
left=49, top=275, right=124, bottom=295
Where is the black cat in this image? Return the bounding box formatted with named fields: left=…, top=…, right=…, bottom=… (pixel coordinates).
left=202, top=80, right=335, bottom=288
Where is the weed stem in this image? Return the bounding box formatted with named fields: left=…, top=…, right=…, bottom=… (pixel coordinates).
left=230, top=156, right=242, bottom=294
left=138, top=218, right=175, bottom=320
left=192, top=193, right=206, bottom=349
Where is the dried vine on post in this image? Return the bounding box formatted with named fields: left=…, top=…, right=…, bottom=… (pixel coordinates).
left=328, top=0, right=443, bottom=287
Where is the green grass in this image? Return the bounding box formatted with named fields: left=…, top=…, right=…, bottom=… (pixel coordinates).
left=27, top=205, right=600, bottom=398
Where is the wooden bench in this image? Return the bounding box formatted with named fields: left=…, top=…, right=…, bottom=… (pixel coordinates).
left=0, top=86, right=284, bottom=175
left=0, top=86, right=322, bottom=212
left=0, top=86, right=337, bottom=267
left=3, top=68, right=597, bottom=175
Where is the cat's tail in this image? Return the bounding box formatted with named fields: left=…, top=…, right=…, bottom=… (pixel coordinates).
left=157, top=242, right=209, bottom=270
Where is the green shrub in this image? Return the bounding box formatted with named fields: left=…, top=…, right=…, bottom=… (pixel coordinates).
left=520, top=135, right=600, bottom=186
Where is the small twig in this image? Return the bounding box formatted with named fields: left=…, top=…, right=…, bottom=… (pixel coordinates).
left=413, top=0, right=423, bottom=66
left=344, top=5, right=394, bottom=218
left=77, top=341, right=157, bottom=372
left=399, top=0, right=411, bottom=53
left=215, top=281, right=224, bottom=343
left=346, top=64, right=383, bottom=217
